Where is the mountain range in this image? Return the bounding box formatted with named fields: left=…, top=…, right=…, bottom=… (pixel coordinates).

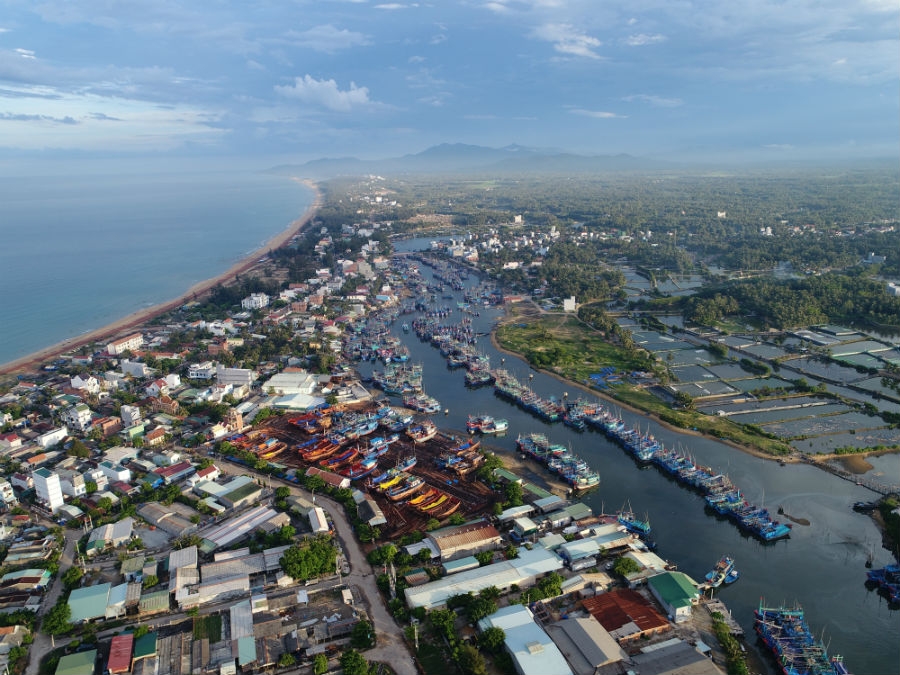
left=267, top=143, right=669, bottom=179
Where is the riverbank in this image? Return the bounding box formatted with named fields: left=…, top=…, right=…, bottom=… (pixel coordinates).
left=487, top=314, right=807, bottom=464
left=0, top=178, right=321, bottom=378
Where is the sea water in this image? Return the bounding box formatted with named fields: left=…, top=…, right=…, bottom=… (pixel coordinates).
left=0, top=171, right=312, bottom=366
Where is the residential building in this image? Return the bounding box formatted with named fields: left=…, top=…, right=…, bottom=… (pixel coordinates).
left=63, top=404, right=93, bottom=433
left=216, top=365, right=257, bottom=387
left=60, top=472, right=87, bottom=498
left=188, top=361, right=216, bottom=379
left=99, top=461, right=131, bottom=483
left=120, top=360, right=152, bottom=377
left=70, top=375, right=101, bottom=396
left=0, top=433, right=22, bottom=450
left=120, top=405, right=142, bottom=427
left=241, top=293, right=270, bottom=310
left=107, top=333, right=144, bottom=356
left=37, top=426, right=68, bottom=449
left=33, top=467, right=65, bottom=513
left=0, top=479, right=18, bottom=507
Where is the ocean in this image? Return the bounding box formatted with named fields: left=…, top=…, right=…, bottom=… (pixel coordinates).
left=0, top=171, right=313, bottom=367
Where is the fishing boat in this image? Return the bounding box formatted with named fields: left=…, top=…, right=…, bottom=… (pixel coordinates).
left=617, top=502, right=651, bottom=536
left=700, top=555, right=738, bottom=589
left=387, top=475, right=426, bottom=501
left=339, top=456, right=378, bottom=480
left=466, top=415, right=509, bottom=435
left=407, top=420, right=438, bottom=444
left=755, top=602, right=849, bottom=675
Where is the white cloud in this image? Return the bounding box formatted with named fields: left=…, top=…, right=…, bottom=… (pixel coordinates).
left=285, top=25, right=370, bottom=53
left=408, top=55, right=426, bottom=63
left=375, top=3, right=407, bottom=9
left=625, top=33, right=665, bottom=47
left=532, top=23, right=601, bottom=59
left=16, top=48, right=36, bottom=59
left=624, top=94, right=683, bottom=107
left=275, top=75, right=372, bottom=112
left=570, top=108, right=625, bottom=119
left=0, top=84, right=224, bottom=151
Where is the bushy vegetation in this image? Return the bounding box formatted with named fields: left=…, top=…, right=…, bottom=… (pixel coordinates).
left=279, top=535, right=339, bottom=581
left=711, top=612, right=750, bottom=675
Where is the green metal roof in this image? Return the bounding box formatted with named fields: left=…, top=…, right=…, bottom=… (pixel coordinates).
left=236, top=636, right=257, bottom=666
left=138, top=590, right=170, bottom=614
left=56, top=651, right=97, bottom=675
left=648, top=571, right=698, bottom=608
left=521, top=481, right=552, bottom=500
left=68, top=583, right=111, bottom=622
left=133, top=632, right=158, bottom=659
left=120, top=556, right=146, bottom=575
left=492, top=468, right=520, bottom=483
left=562, top=502, right=593, bottom=521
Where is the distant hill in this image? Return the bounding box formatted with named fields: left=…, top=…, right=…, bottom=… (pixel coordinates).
left=266, top=143, right=669, bottom=179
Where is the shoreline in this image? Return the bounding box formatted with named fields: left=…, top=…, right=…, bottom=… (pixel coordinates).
left=0, top=177, right=322, bottom=378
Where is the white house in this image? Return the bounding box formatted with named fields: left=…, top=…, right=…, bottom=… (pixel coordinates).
left=0, top=479, right=18, bottom=507
left=189, top=361, right=217, bottom=379
left=107, top=333, right=144, bottom=356
left=241, top=293, right=270, bottom=310
left=63, top=404, right=93, bottom=433
left=33, top=468, right=64, bottom=514
left=70, top=375, right=100, bottom=396
left=60, top=472, right=87, bottom=498
left=0, top=433, right=23, bottom=451
left=37, top=426, right=69, bottom=448
left=145, top=379, right=170, bottom=398
left=120, top=405, right=142, bottom=427
left=120, top=359, right=152, bottom=378
left=99, top=461, right=131, bottom=484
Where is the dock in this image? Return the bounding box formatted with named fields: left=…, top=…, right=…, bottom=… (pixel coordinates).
left=703, top=598, right=744, bottom=637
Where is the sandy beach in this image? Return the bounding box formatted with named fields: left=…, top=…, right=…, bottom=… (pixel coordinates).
left=0, top=178, right=321, bottom=378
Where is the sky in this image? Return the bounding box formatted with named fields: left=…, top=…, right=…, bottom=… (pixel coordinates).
left=0, top=0, right=898, bottom=166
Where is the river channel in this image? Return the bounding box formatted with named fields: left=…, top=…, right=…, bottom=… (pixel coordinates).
left=381, top=240, right=900, bottom=674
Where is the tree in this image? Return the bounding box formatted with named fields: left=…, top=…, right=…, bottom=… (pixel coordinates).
left=279, top=536, right=339, bottom=581
left=504, top=481, right=523, bottom=507
left=277, top=653, right=296, bottom=668
left=275, top=486, right=291, bottom=500
left=42, top=601, right=72, bottom=636
left=475, top=550, right=494, bottom=567
left=479, top=626, right=506, bottom=653
left=143, top=575, right=159, bottom=588
left=339, top=649, right=369, bottom=675
left=62, top=566, right=83, bottom=589
left=456, top=644, right=487, bottom=675
left=133, top=625, right=150, bottom=639
left=313, top=653, right=328, bottom=675
left=613, top=556, right=641, bottom=577
left=350, top=619, right=374, bottom=649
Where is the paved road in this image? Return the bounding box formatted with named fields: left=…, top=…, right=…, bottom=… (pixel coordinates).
left=223, top=461, right=419, bottom=675
left=25, top=529, right=79, bottom=675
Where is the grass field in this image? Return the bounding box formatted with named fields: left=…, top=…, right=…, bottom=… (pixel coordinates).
left=193, top=614, right=222, bottom=642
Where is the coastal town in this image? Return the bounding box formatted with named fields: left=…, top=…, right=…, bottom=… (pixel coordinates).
left=1, top=174, right=899, bottom=675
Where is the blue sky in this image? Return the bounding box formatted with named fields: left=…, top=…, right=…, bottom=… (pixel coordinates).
left=1, top=0, right=897, bottom=165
